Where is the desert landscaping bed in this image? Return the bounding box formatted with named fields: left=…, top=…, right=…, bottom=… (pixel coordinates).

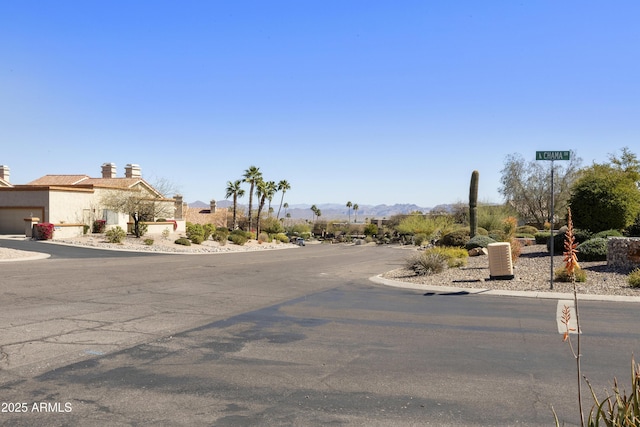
left=382, top=244, right=640, bottom=297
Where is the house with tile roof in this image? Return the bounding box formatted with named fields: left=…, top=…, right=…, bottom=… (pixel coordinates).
left=0, top=163, right=180, bottom=236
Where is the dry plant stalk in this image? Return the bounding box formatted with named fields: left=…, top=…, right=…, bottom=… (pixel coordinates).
left=562, top=207, right=585, bottom=427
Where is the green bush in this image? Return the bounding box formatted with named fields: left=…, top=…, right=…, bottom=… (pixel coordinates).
left=137, top=222, right=148, bottom=237
left=203, top=224, right=215, bottom=241
left=548, top=229, right=592, bottom=253
left=143, top=238, right=154, bottom=246
left=186, top=222, right=205, bottom=243
left=554, top=266, right=587, bottom=282
left=364, top=223, right=378, bottom=236
left=190, top=235, right=204, bottom=245
left=516, top=225, right=539, bottom=235
left=576, top=237, right=608, bottom=262
left=534, top=232, right=551, bottom=244
left=261, top=217, right=284, bottom=234
left=258, top=232, right=270, bottom=242
left=414, top=233, right=427, bottom=246
left=592, top=229, right=623, bottom=239
left=427, top=246, right=468, bottom=268
left=465, top=235, right=496, bottom=250
left=105, top=226, right=126, bottom=243
left=628, top=268, right=640, bottom=288
left=175, top=237, right=191, bottom=246
left=229, top=233, right=247, bottom=246
left=437, top=229, right=469, bottom=247
left=406, top=252, right=447, bottom=276
left=274, top=233, right=289, bottom=243
left=488, top=230, right=506, bottom=242
left=213, top=227, right=230, bottom=244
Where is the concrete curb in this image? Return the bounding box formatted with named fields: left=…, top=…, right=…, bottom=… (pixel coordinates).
left=370, top=274, right=640, bottom=303
left=0, top=252, right=51, bottom=262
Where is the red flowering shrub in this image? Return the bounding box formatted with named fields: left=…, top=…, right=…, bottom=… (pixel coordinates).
left=34, top=223, right=55, bottom=240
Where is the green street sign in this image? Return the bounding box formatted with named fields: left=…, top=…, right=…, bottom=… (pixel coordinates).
left=536, top=151, right=570, bottom=161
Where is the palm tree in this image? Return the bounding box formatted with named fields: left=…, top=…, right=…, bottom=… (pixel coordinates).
left=283, top=202, right=289, bottom=218
left=225, top=180, right=245, bottom=229
left=310, top=204, right=318, bottom=222
left=265, top=181, right=277, bottom=216
left=255, top=179, right=273, bottom=237
left=346, top=201, right=352, bottom=223
left=353, top=203, right=359, bottom=223
left=243, top=166, right=262, bottom=232
left=276, top=180, right=291, bottom=220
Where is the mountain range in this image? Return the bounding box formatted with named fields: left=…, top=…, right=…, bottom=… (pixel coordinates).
left=188, top=200, right=457, bottom=220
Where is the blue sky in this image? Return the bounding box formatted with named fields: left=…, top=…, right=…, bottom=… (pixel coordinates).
left=1, top=1, right=638, bottom=208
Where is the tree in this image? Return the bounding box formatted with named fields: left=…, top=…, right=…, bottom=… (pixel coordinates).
left=499, top=152, right=582, bottom=227
left=276, top=180, right=291, bottom=220
left=353, top=203, right=359, bottom=223
left=569, top=163, right=640, bottom=232
left=243, top=166, right=262, bottom=232
left=310, top=204, right=320, bottom=222
left=254, top=179, right=269, bottom=237
left=346, top=201, right=352, bottom=223
left=225, top=180, right=245, bottom=229
left=264, top=181, right=277, bottom=217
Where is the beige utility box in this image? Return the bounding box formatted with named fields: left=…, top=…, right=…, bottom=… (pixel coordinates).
left=487, top=242, right=514, bottom=280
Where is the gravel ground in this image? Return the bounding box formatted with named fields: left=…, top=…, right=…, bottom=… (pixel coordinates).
left=381, top=244, right=640, bottom=297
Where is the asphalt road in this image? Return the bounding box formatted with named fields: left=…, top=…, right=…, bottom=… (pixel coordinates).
left=0, top=242, right=639, bottom=426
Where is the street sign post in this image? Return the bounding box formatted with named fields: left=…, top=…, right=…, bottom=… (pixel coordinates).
left=536, top=150, right=571, bottom=289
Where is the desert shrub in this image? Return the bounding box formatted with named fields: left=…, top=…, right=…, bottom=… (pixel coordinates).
left=515, top=233, right=535, bottom=239
left=365, top=236, right=374, bottom=243
left=477, top=205, right=510, bottom=233
left=535, top=231, right=551, bottom=244
left=488, top=230, right=506, bottom=242
left=83, top=224, right=90, bottom=235
left=548, top=229, right=592, bottom=253
left=161, top=228, right=170, bottom=240
left=628, top=268, right=640, bottom=288
left=576, top=237, right=608, bottom=262
left=465, top=235, right=496, bottom=250
left=156, top=218, right=166, bottom=222
left=257, top=232, right=270, bottom=243
left=105, top=226, right=126, bottom=243
left=138, top=222, right=148, bottom=237
left=406, top=252, right=447, bottom=276
left=274, top=233, right=289, bottom=243
left=229, top=233, right=247, bottom=246
left=414, top=233, right=427, bottom=246
left=396, top=214, right=455, bottom=242
left=143, top=238, right=154, bottom=246
left=93, top=219, right=106, bottom=233
left=586, top=356, right=640, bottom=426
left=503, top=217, right=518, bottom=239
left=261, top=217, right=284, bottom=234
left=364, top=223, right=378, bottom=236
left=186, top=222, right=204, bottom=243
left=509, top=238, right=522, bottom=263
left=555, top=266, right=587, bottom=282
left=592, top=229, right=623, bottom=239
left=516, top=225, right=539, bottom=235
left=203, top=224, right=215, bottom=241
left=34, top=222, right=55, bottom=240
left=190, top=235, right=204, bottom=245
left=213, top=227, right=230, bottom=245
left=476, top=227, right=489, bottom=236
left=427, top=246, right=468, bottom=268
left=437, top=229, right=469, bottom=247
left=175, top=237, right=191, bottom=246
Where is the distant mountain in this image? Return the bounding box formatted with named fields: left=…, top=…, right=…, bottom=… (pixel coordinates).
left=187, top=201, right=432, bottom=220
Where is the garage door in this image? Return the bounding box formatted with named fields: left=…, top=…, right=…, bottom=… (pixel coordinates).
left=0, top=208, right=44, bottom=235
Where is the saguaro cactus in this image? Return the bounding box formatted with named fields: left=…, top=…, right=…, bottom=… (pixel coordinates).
left=469, top=170, right=479, bottom=238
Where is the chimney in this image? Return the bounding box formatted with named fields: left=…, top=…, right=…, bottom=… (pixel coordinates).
left=210, top=199, right=217, bottom=213
left=125, top=164, right=141, bottom=178
left=0, top=165, right=9, bottom=183
left=101, top=162, right=116, bottom=178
